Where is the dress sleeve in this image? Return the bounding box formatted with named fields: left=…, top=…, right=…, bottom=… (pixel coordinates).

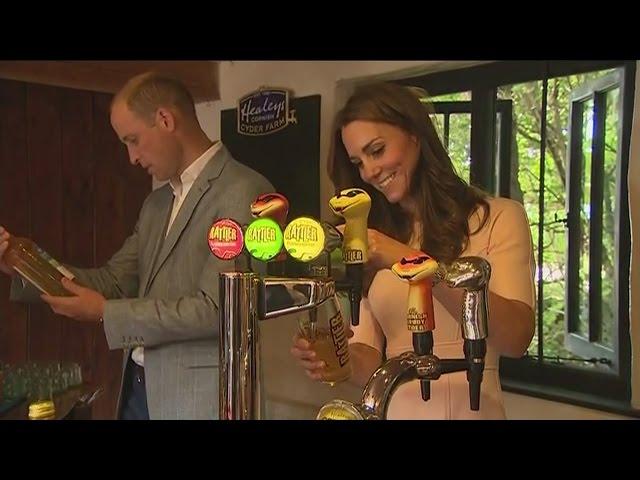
left=485, top=199, right=536, bottom=310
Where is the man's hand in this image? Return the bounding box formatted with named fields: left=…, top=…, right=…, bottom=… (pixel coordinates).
left=41, top=277, right=105, bottom=323
left=0, top=226, right=16, bottom=276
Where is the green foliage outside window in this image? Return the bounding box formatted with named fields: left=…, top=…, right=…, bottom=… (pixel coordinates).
left=425, top=70, right=618, bottom=363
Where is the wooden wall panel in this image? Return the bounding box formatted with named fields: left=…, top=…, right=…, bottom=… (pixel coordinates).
left=26, top=84, right=64, bottom=362
left=0, top=79, right=29, bottom=365
left=0, top=81, right=150, bottom=419
left=59, top=89, right=97, bottom=386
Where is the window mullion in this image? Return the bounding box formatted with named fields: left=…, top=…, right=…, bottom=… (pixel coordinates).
left=444, top=113, right=450, bottom=151
left=589, top=91, right=606, bottom=342
left=566, top=100, right=584, bottom=337
left=537, top=77, right=549, bottom=361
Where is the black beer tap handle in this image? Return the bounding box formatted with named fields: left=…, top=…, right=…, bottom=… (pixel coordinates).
left=464, top=339, right=486, bottom=411
left=413, top=332, right=433, bottom=401
left=345, top=264, right=363, bottom=326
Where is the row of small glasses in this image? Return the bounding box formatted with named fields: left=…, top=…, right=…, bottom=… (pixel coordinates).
left=1, top=361, right=83, bottom=403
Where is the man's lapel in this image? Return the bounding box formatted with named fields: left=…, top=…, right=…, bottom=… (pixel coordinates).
left=144, top=145, right=231, bottom=293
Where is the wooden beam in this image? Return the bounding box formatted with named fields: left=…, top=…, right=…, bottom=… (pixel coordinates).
left=0, top=61, right=219, bottom=102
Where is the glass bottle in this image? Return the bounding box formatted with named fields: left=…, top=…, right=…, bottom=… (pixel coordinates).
left=2, top=237, right=73, bottom=297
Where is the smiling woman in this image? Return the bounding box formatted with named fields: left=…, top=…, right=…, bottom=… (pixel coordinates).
left=341, top=120, right=420, bottom=206
left=290, top=81, right=536, bottom=419
left=329, top=82, right=491, bottom=267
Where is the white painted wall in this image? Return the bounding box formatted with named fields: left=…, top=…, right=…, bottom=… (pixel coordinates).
left=196, top=60, right=639, bottom=420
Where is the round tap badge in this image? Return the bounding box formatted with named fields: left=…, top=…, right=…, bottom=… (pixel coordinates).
left=316, top=399, right=364, bottom=420
left=244, top=217, right=284, bottom=262
left=208, top=218, right=244, bottom=260
left=283, top=217, right=326, bottom=263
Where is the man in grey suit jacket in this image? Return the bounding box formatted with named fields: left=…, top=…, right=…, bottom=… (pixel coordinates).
left=0, top=72, right=273, bottom=419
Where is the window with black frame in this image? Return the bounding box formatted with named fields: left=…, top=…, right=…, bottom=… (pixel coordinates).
left=398, top=60, right=635, bottom=413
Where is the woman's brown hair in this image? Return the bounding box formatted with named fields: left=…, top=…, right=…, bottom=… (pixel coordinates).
left=328, top=82, right=489, bottom=265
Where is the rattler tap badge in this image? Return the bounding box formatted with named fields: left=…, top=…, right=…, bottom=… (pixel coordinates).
left=244, top=217, right=284, bottom=261
left=283, top=217, right=325, bottom=262
left=208, top=218, right=244, bottom=260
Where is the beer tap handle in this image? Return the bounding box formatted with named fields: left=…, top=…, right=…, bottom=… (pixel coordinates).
left=301, top=222, right=342, bottom=278
left=464, top=338, right=486, bottom=411
left=345, top=265, right=363, bottom=326
left=329, top=188, right=371, bottom=326
left=250, top=192, right=290, bottom=276
left=413, top=331, right=433, bottom=401
left=322, top=222, right=344, bottom=253
left=444, top=256, right=491, bottom=411
left=391, top=254, right=439, bottom=402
